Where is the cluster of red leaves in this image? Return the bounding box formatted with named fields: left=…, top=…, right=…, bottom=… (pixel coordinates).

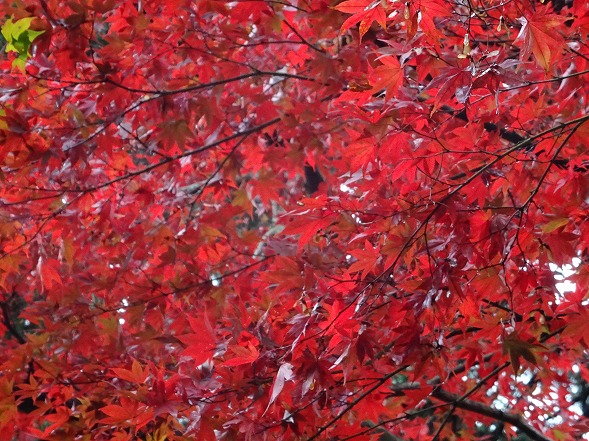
left=1, top=0, right=589, bottom=440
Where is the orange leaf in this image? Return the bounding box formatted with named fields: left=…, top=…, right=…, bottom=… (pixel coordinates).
left=111, top=359, right=149, bottom=384
left=100, top=402, right=139, bottom=424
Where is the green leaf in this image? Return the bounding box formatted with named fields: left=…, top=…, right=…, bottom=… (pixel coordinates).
left=1, top=17, right=35, bottom=43
left=1, top=17, right=44, bottom=70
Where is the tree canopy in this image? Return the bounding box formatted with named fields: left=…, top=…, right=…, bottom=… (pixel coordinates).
left=1, top=0, right=589, bottom=440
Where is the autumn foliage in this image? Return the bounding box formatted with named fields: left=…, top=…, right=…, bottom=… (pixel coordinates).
left=1, top=0, right=589, bottom=439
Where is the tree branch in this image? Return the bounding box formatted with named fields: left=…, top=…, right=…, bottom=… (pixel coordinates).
left=431, top=388, right=553, bottom=441
left=307, top=365, right=408, bottom=441
left=1, top=300, right=26, bottom=344
left=72, top=118, right=281, bottom=193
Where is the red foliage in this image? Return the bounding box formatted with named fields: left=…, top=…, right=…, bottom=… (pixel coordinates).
left=0, top=0, right=588, bottom=440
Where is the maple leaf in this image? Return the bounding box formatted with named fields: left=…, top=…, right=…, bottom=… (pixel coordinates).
left=419, top=0, right=452, bottom=41
left=39, top=258, right=62, bottom=291
left=100, top=398, right=142, bottom=424
left=335, top=0, right=387, bottom=40
left=1, top=17, right=44, bottom=70
left=111, top=359, right=149, bottom=384
left=266, top=363, right=294, bottom=412
left=370, top=55, right=403, bottom=101
left=223, top=342, right=260, bottom=367
left=343, top=138, right=377, bottom=170
left=177, top=316, right=217, bottom=365
left=348, top=240, right=381, bottom=279
left=0, top=0, right=588, bottom=439
left=503, top=332, right=547, bottom=375
left=516, top=11, right=566, bottom=72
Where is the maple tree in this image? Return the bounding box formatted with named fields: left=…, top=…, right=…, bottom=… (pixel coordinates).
left=1, top=0, right=589, bottom=439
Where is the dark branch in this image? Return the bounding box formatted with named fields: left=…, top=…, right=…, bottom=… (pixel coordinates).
left=307, top=365, right=409, bottom=441
left=432, top=388, right=553, bottom=441
left=1, top=301, right=26, bottom=344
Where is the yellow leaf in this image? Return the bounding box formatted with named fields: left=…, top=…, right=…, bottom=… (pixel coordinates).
left=541, top=218, right=568, bottom=233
